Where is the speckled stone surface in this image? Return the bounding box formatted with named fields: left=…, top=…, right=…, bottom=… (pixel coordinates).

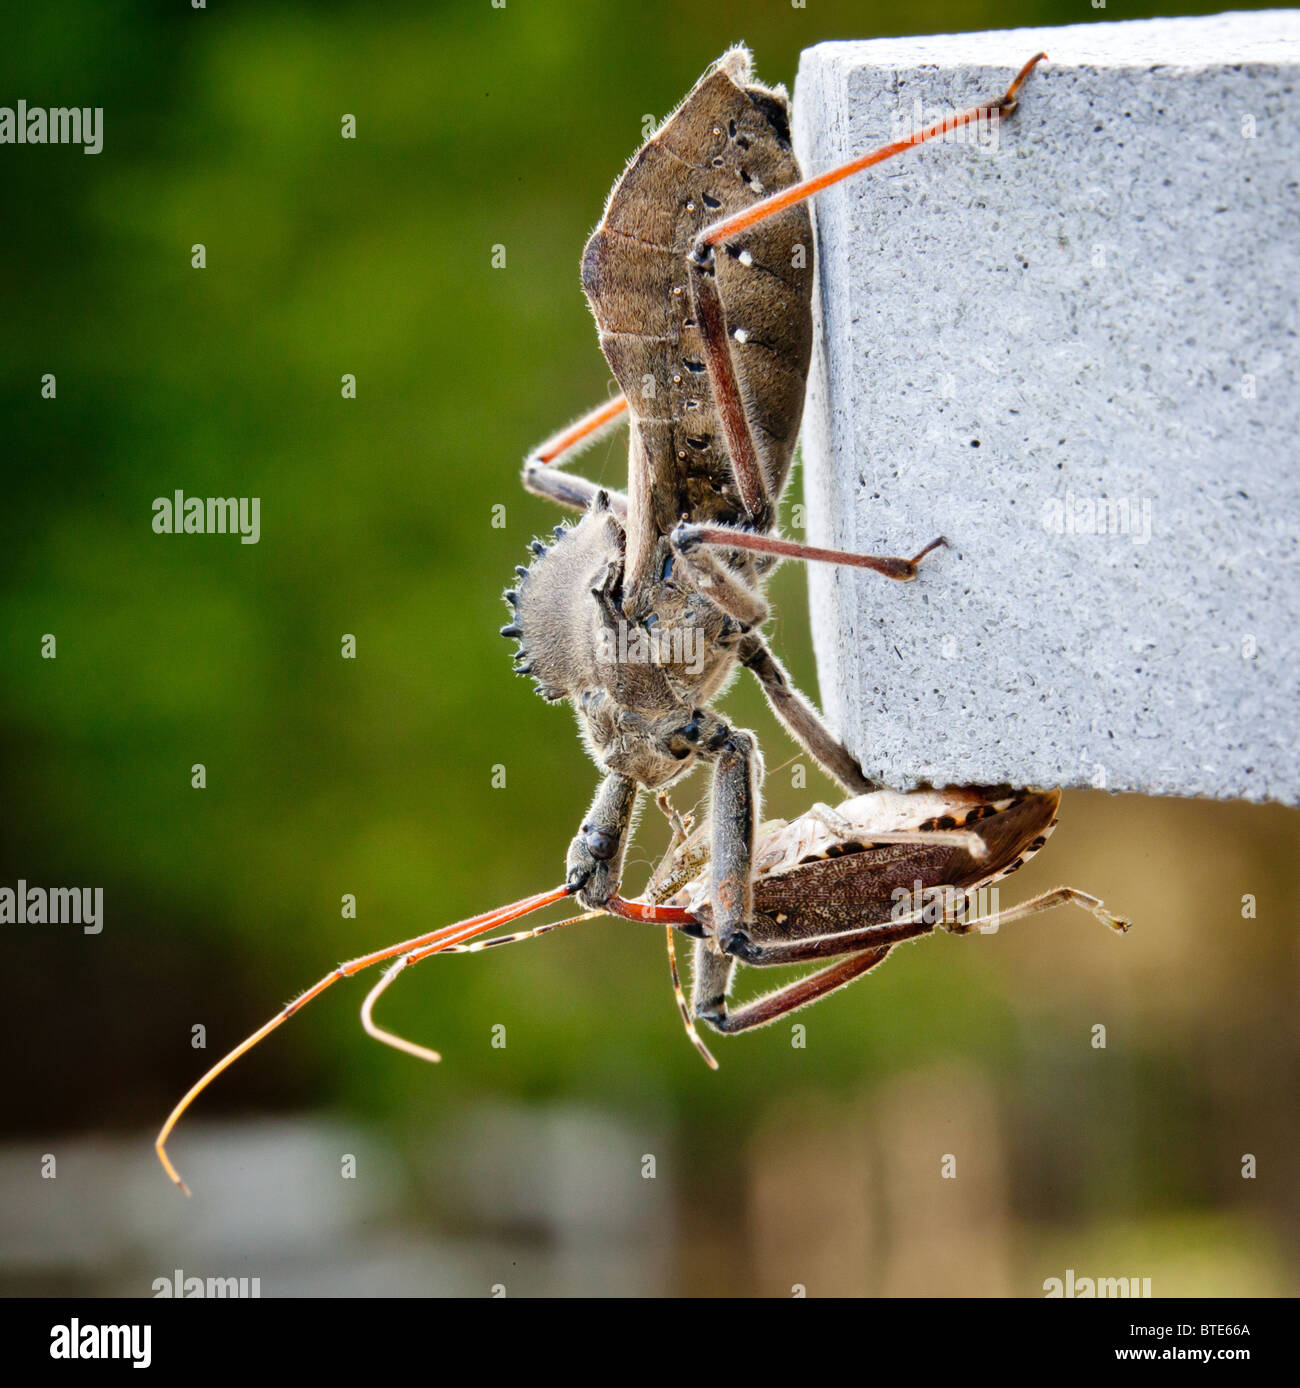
left=791, top=12, right=1300, bottom=804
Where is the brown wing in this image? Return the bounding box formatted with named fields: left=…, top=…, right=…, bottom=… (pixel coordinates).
left=752, top=789, right=1062, bottom=936
left=580, top=47, right=813, bottom=541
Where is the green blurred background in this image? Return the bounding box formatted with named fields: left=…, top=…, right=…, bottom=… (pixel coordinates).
left=1, top=0, right=1296, bottom=1296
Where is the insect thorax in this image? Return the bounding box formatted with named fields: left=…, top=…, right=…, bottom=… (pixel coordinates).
left=504, top=499, right=744, bottom=787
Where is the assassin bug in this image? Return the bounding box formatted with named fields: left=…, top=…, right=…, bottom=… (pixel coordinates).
left=505, top=46, right=1048, bottom=972
left=154, top=48, right=1069, bottom=1190
left=155, top=783, right=1129, bottom=1190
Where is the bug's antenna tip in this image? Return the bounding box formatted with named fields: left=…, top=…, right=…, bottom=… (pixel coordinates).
left=158, top=1148, right=192, bottom=1197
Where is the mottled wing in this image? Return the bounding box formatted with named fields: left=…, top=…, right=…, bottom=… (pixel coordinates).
left=751, top=789, right=1062, bottom=936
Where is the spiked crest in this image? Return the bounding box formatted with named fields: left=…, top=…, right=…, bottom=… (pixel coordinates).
left=501, top=493, right=625, bottom=704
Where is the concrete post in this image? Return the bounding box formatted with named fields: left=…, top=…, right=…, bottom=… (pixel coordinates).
left=792, top=12, right=1299, bottom=803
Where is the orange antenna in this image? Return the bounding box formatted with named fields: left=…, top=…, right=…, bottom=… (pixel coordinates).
left=155, top=884, right=571, bottom=1195
left=664, top=926, right=718, bottom=1071
left=360, top=907, right=605, bottom=1062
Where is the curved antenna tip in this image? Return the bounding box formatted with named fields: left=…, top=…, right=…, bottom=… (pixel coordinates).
left=157, top=1146, right=192, bottom=1198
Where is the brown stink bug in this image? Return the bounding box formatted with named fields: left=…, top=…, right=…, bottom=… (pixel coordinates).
left=155, top=782, right=1127, bottom=1188
left=350, top=784, right=1130, bottom=1070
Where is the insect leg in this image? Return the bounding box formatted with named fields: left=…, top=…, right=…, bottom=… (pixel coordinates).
left=646, top=793, right=707, bottom=900
left=527, top=394, right=627, bottom=466
left=804, top=803, right=987, bottom=859
left=725, top=915, right=936, bottom=967
left=673, top=523, right=946, bottom=581
left=667, top=527, right=770, bottom=626
left=667, top=928, right=719, bottom=1070
left=708, top=728, right=763, bottom=952
left=943, top=886, right=1132, bottom=936
left=694, top=54, right=1047, bottom=253
left=524, top=463, right=627, bottom=516
left=804, top=801, right=855, bottom=837
left=566, top=771, right=640, bottom=907
left=736, top=634, right=875, bottom=795
left=522, top=393, right=630, bottom=516
left=424, top=911, right=606, bottom=955
left=654, top=790, right=690, bottom=846
left=724, top=883, right=1130, bottom=968
left=690, top=939, right=738, bottom=1026
left=699, top=946, right=896, bottom=1035
left=686, top=245, right=773, bottom=531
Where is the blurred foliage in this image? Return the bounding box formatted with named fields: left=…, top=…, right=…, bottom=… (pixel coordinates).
left=0, top=0, right=1295, bottom=1294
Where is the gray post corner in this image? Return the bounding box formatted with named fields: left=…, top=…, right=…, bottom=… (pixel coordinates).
left=791, top=11, right=1300, bottom=805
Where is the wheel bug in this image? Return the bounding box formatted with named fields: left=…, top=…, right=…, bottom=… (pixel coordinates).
left=154, top=48, right=1073, bottom=1191
left=155, top=783, right=1129, bottom=1190
left=507, top=45, right=1048, bottom=962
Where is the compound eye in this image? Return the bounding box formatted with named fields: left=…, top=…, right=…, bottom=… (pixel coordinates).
left=583, top=825, right=619, bottom=861
left=666, top=715, right=701, bottom=759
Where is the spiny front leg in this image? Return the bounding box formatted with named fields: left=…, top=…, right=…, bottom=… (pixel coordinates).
left=566, top=772, right=638, bottom=909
